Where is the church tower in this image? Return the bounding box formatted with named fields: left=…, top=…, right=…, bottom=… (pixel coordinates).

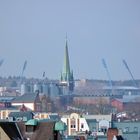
left=60, top=39, right=74, bottom=93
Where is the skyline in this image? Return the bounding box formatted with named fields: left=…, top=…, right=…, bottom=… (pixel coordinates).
left=0, top=1, right=140, bottom=80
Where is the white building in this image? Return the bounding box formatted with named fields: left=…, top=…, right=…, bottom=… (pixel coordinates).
left=61, top=113, right=89, bottom=136
left=61, top=113, right=112, bottom=136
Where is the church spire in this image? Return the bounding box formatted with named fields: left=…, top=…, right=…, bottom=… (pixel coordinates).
left=60, top=38, right=74, bottom=92
left=63, top=39, right=70, bottom=78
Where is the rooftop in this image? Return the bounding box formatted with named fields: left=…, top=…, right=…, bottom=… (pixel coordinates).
left=12, top=92, right=38, bottom=103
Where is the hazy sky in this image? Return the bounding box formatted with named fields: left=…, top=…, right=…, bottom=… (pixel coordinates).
left=0, top=0, right=140, bottom=80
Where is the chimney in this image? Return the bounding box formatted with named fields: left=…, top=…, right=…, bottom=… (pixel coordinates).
left=107, top=128, right=118, bottom=140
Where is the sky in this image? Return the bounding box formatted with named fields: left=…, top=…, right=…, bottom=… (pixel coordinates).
left=0, top=0, right=140, bottom=80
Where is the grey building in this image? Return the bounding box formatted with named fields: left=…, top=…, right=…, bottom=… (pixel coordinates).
left=112, top=121, right=140, bottom=140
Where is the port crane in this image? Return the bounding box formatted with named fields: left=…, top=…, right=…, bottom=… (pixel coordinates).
left=102, top=59, right=114, bottom=96
left=122, top=59, right=137, bottom=87
left=102, top=59, right=113, bottom=89
left=20, top=60, right=27, bottom=84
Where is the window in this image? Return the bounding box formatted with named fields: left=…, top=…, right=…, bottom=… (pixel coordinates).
left=16, top=117, right=23, bottom=121
left=101, top=128, right=107, bottom=134
left=2, top=111, right=6, bottom=119
left=23, top=117, right=27, bottom=122
left=119, top=128, right=122, bottom=131
left=81, top=124, right=84, bottom=129
left=71, top=124, right=76, bottom=128
left=125, top=127, right=129, bottom=132
left=134, top=127, right=138, bottom=132
left=41, top=114, right=44, bottom=118
left=70, top=118, right=76, bottom=128
left=92, top=127, right=96, bottom=132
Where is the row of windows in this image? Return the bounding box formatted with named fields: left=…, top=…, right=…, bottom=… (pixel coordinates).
left=70, top=124, right=84, bottom=129
left=119, top=127, right=139, bottom=132
left=71, top=125, right=76, bottom=128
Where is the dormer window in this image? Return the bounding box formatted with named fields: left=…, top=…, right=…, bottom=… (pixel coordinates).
left=25, top=119, right=38, bottom=133
left=26, top=125, right=35, bottom=132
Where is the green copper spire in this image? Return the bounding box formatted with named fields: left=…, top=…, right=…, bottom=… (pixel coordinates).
left=63, top=39, right=70, bottom=80
left=60, top=39, right=74, bottom=92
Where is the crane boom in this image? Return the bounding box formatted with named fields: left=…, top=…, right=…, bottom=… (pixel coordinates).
left=0, top=59, right=4, bottom=67
left=20, top=60, right=27, bottom=84
left=102, top=58, right=113, bottom=90
left=122, top=59, right=137, bottom=87
left=21, top=60, right=27, bottom=77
